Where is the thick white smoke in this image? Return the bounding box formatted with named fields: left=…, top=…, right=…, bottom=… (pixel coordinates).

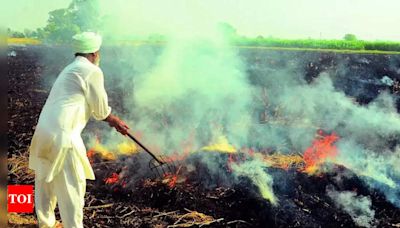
left=92, top=0, right=279, bottom=204
left=327, top=187, right=375, bottom=228
left=249, top=67, right=400, bottom=206
left=81, top=0, right=400, bottom=207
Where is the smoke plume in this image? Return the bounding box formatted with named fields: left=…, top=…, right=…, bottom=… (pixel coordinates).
left=327, top=187, right=375, bottom=227
left=69, top=0, right=400, bottom=206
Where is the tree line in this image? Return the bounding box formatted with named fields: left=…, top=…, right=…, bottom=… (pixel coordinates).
left=7, top=0, right=400, bottom=52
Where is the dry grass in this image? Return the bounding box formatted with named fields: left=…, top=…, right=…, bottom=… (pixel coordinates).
left=8, top=153, right=35, bottom=184
left=168, top=209, right=221, bottom=227
left=7, top=153, right=37, bottom=227
left=8, top=213, right=37, bottom=226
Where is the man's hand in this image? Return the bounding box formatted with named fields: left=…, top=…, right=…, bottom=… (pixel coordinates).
left=104, top=114, right=130, bottom=135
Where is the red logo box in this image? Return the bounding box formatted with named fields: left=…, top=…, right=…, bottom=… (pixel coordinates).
left=8, top=185, right=34, bottom=213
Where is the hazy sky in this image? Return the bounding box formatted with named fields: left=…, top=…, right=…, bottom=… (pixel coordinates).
left=3, top=0, right=400, bottom=41
left=2, top=0, right=71, bottom=31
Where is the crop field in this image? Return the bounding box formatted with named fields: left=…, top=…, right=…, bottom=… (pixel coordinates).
left=235, top=37, right=400, bottom=52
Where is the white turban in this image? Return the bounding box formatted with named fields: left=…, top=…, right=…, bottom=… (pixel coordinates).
left=72, top=32, right=102, bottom=54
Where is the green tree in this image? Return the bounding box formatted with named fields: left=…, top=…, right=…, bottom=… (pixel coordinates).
left=24, top=29, right=38, bottom=38
left=42, top=8, right=81, bottom=43
left=39, top=0, right=101, bottom=43
left=343, top=34, right=357, bottom=41
left=12, top=31, right=25, bottom=38
left=70, top=0, right=101, bottom=31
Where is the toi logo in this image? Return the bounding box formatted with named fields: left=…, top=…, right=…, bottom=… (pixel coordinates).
left=8, top=185, right=34, bottom=213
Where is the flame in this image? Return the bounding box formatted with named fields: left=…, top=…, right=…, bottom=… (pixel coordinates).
left=201, top=135, right=236, bottom=153
left=162, top=166, right=184, bottom=188
left=163, top=173, right=178, bottom=188
left=303, top=130, right=339, bottom=174
left=91, top=143, right=117, bottom=160
left=87, top=137, right=101, bottom=163
left=117, top=142, right=138, bottom=155
left=87, top=148, right=96, bottom=164
left=104, top=172, right=127, bottom=192
left=87, top=139, right=139, bottom=162
left=104, top=172, right=119, bottom=184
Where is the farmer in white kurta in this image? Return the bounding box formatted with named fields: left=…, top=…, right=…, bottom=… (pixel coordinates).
left=29, top=32, right=129, bottom=228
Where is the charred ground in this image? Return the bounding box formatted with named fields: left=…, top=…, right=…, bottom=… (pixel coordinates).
left=7, top=46, right=400, bottom=227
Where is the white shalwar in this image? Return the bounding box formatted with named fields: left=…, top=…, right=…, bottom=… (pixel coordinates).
left=29, top=56, right=111, bottom=228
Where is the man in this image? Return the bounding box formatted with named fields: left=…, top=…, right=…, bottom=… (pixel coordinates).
left=29, top=32, right=129, bottom=228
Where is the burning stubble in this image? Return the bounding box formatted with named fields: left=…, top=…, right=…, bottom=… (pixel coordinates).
left=248, top=64, right=400, bottom=206
left=79, top=1, right=400, bottom=208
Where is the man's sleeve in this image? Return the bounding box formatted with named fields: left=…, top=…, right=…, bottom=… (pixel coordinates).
left=85, top=69, right=112, bottom=120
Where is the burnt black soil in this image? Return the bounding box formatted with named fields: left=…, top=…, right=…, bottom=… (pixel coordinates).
left=8, top=45, right=400, bottom=227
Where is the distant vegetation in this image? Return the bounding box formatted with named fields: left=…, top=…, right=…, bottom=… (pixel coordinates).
left=8, top=0, right=100, bottom=44
left=233, top=37, right=400, bottom=52
left=6, top=0, right=400, bottom=53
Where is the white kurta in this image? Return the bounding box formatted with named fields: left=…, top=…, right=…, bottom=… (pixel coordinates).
left=29, top=56, right=111, bottom=183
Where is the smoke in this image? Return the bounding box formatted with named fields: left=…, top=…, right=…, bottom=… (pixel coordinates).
left=93, top=1, right=255, bottom=153
left=130, top=34, right=253, bottom=152
left=231, top=157, right=277, bottom=205
left=80, top=0, right=280, bottom=202
left=327, top=187, right=375, bottom=228
left=247, top=66, right=400, bottom=205
left=70, top=0, right=400, bottom=207
left=113, top=8, right=273, bottom=202
left=335, top=141, right=400, bottom=206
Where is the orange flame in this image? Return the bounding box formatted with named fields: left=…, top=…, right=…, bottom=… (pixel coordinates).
left=87, top=136, right=101, bottom=164
left=104, top=173, right=120, bottom=185
left=86, top=135, right=139, bottom=162
left=87, top=148, right=95, bottom=164
left=162, top=166, right=183, bottom=188
left=164, top=174, right=178, bottom=188
left=303, top=130, right=339, bottom=174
